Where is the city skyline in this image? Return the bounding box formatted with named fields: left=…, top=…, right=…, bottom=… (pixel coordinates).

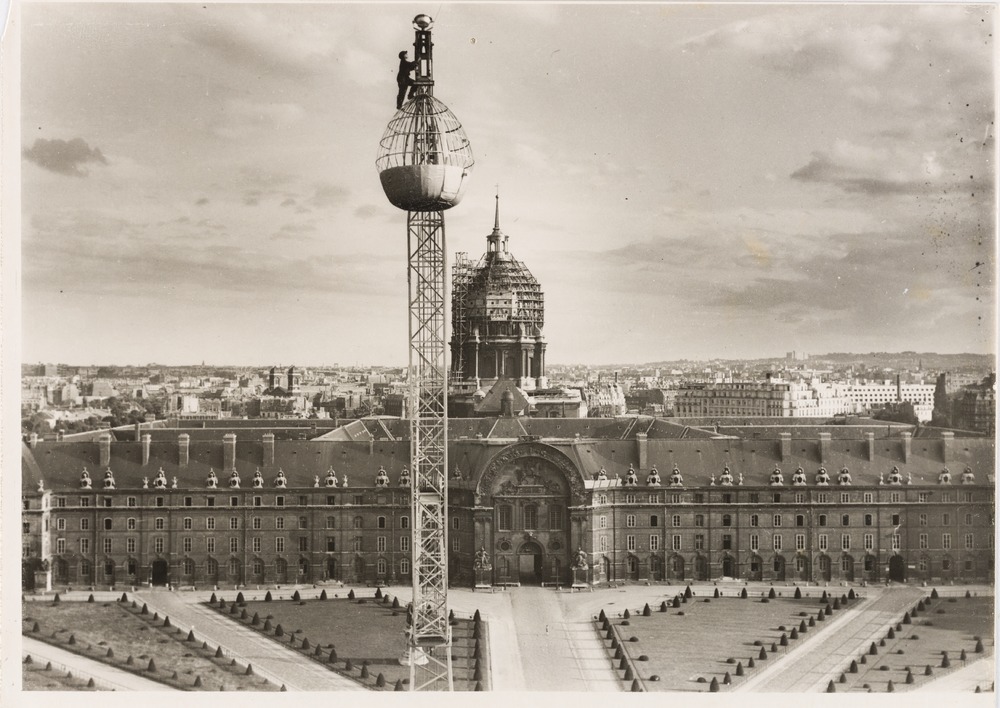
left=11, top=2, right=997, bottom=367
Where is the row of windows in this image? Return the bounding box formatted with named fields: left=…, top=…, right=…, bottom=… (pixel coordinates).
left=58, top=534, right=423, bottom=555
left=597, top=533, right=982, bottom=553
left=53, top=494, right=394, bottom=509
left=598, top=491, right=979, bottom=505
left=60, top=515, right=421, bottom=532
left=68, top=556, right=413, bottom=579
left=605, top=512, right=981, bottom=530
left=496, top=505, right=563, bottom=531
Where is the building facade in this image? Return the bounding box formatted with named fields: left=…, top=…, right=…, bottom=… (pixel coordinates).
left=22, top=417, right=994, bottom=591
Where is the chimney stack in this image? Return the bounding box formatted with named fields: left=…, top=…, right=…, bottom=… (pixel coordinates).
left=178, top=433, right=190, bottom=467
left=941, top=431, right=954, bottom=463
left=223, top=433, right=237, bottom=471
left=865, top=431, right=876, bottom=462
left=141, top=434, right=151, bottom=466
left=779, top=432, right=792, bottom=462
left=901, top=432, right=912, bottom=463
left=98, top=433, right=112, bottom=468
left=817, top=432, right=831, bottom=464
left=636, top=432, right=648, bottom=471
left=262, top=433, right=275, bottom=468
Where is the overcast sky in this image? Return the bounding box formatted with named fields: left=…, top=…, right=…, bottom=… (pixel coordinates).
left=17, top=2, right=996, bottom=367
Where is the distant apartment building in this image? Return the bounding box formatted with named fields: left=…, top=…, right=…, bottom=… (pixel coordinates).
left=674, top=379, right=852, bottom=418
left=843, top=380, right=935, bottom=422
left=952, top=378, right=996, bottom=436
left=586, top=381, right=627, bottom=418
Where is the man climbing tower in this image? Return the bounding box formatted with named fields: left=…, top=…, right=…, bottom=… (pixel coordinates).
left=396, top=50, right=418, bottom=109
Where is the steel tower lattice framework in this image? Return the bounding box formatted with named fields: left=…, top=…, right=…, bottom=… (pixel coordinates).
left=375, top=14, right=473, bottom=692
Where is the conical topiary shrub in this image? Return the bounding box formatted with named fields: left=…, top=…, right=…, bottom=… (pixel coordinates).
left=825, top=604, right=832, bottom=616
left=106, top=648, right=114, bottom=658
left=780, top=634, right=788, bottom=646
left=759, top=647, right=767, bottom=660
left=345, top=659, right=354, bottom=671
left=930, top=588, right=939, bottom=599
left=68, top=634, right=76, bottom=645
left=251, top=612, right=260, bottom=625
left=905, top=670, right=914, bottom=684
left=643, top=603, right=652, bottom=616
left=329, top=648, right=338, bottom=663
left=623, top=609, right=631, bottom=620
left=88, top=678, right=96, bottom=687
left=624, top=667, right=633, bottom=681
left=141, top=603, right=148, bottom=615
left=292, top=590, right=301, bottom=602
left=88, top=593, right=95, bottom=603
left=245, top=664, right=254, bottom=676
left=187, top=629, right=196, bottom=641
left=210, top=593, right=217, bottom=604
left=265, top=590, right=272, bottom=602
left=673, top=596, right=682, bottom=608
left=768, top=587, right=776, bottom=599
left=827, top=680, right=836, bottom=693
left=770, top=643, right=777, bottom=653
left=631, top=679, right=641, bottom=692
left=193, top=675, right=202, bottom=687
left=376, top=672, right=386, bottom=688
left=975, top=639, right=985, bottom=653
left=723, top=671, right=732, bottom=685
left=735, top=662, right=744, bottom=676
left=790, top=628, right=799, bottom=640
left=848, top=588, right=856, bottom=599
left=800, top=620, right=808, bottom=633
left=229, top=603, right=237, bottom=615
left=794, top=587, right=802, bottom=599
left=870, top=642, right=878, bottom=655
left=709, top=677, right=719, bottom=692
left=394, top=679, right=404, bottom=691
left=240, top=608, right=248, bottom=620
left=275, top=624, right=284, bottom=637
left=887, top=680, right=895, bottom=693
left=392, top=596, right=401, bottom=609
left=302, top=638, right=311, bottom=650
left=714, top=588, right=721, bottom=599
left=126, top=655, right=135, bottom=666
left=808, top=617, right=815, bottom=627
left=903, top=612, right=911, bottom=624
left=236, top=592, right=244, bottom=604
left=347, top=589, right=355, bottom=600
left=747, top=658, right=755, bottom=669
left=263, top=619, right=272, bottom=631
left=839, top=673, right=846, bottom=684
left=888, top=627, right=895, bottom=639
left=219, top=598, right=226, bottom=608
left=833, top=598, right=841, bottom=610
left=163, top=616, right=171, bottom=628
left=924, top=665, right=933, bottom=676
left=215, top=646, right=224, bottom=658
left=849, top=660, right=858, bottom=673
left=147, top=658, right=157, bottom=672
left=941, top=654, right=951, bottom=668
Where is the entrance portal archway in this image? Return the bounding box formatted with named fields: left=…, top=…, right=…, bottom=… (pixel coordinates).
left=327, top=557, right=339, bottom=581
left=722, top=556, right=735, bottom=578
left=818, top=554, right=832, bottom=581
left=626, top=555, right=639, bottom=581
left=694, top=555, right=708, bottom=581
left=517, top=541, right=543, bottom=584
left=151, top=559, right=169, bottom=586
left=772, top=555, right=786, bottom=581
left=888, top=555, right=905, bottom=582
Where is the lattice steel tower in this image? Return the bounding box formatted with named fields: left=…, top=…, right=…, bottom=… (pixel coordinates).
left=375, top=13, right=473, bottom=691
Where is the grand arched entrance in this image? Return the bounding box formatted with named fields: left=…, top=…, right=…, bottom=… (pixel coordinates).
left=477, top=443, right=583, bottom=587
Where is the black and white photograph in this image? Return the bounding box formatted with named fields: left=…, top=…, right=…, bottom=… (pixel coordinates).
left=3, top=0, right=996, bottom=699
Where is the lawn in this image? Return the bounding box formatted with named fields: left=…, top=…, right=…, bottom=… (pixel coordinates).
left=22, top=657, right=99, bottom=691
left=212, top=589, right=488, bottom=691
left=831, top=594, right=994, bottom=693
left=601, top=589, right=864, bottom=692
left=22, top=599, right=279, bottom=691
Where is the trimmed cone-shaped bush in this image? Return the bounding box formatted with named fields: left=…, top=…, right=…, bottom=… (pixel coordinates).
left=314, top=645, right=324, bottom=657
left=723, top=671, right=732, bottom=685
left=240, top=608, right=248, bottom=620
left=88, top=678, right=96, bottom=687
left=870, top=642, right=878, bottom=655
left=735, top=662, right=744, bottom=676
left=860, top=655, right=867, bottom=665
left=147, top=658, right=157, bottom=672
left=941, top=654, right=951, bottom=668
left=126, top=655, right=134, bottom=666
left=141, top=603, right=148, bottom=615
left=251, top=612, right=260, bottom=626
left=817, top=611, right=825, bottom=622
left=375, top=672, right=386, bottom=688
left=960, top=648, right=968, bottom=661
left=347, top=589, right=355, bottom=600
left=924, top=665, right=933, bottom=676
left=193, top=676, right=202, bottom=688
left=631, top=679, right=642, bottom=692
left=68, top=634, right=76, bottom=645
left=229, top=604, right=238, bottom=615
left=770, top=643, right=778, bottom=653
left=302, top=638, right=311, bottom=650
left=682, top=585, right=692, bottom=598
left=87, top=593, right=95, bottom=603
left=965, top=590, right=972, bottom=598
left=747, top=658, right=755, bottom=669
left=659, top=601, right=668, bottom=612
left=850, top=660, right=858, bottom=673
left=903, top=612, right=911, bottom=624
left=794, top=587, right=802, bottom=599
left=800, top=620, right=808, bottom=633
left=839, top=673, right=846, bottom=684
left=275, top=624, right=284, bottom=637
left=106, top=647, right=114, bottom=658
left=740, top=587, right=748, bottom=599
left=827, top=680, right=836, bottom=693
left=119, top=591, right=128, bottom=603
left=394, top=679, right=404, bottom=691
left=215, top=646, right=224, bottom=658
left=187, top=629, right=196, bottom=642
left=931, top=588, right=939, bottom=599
left=918, top=599, right=926, bottom=611
left=292, top=590, right=301, bottom=602
left=219, top=598, right=226, bottom=608
left=849, top=588, right=856, bottom=599
left=768, top=587, right=777, bottom=599
left=245, top=664, right=254, bottom=676
left=345, top=659, right=354, bottom=671
left=643, top=603, right=652, bottom=616
left=780, top=634, right=788, bottom=646
left=32, top=621, right=40, bottom=633
left=821, top=590, right=829, bottom=602
left=905, top=670, right=914, bottom=684
left=790, top=628, right=799, bottom=640
left=673, top=596, right=682, bottom=608
left=392, top=596, right=401, bottom=609
left=887, top=627, right=896, bottom=639
left=24, top=655, right=33, bottom=665
left=975, top=639, right=985, bottom=653
left=808, top=617, right=816, bottom=627
left=709, top=677, right=720, bottom=692
left=624, top=667, right=634, bottom=681
left=619, top=657, right=628, bottom=671
left=623, top=608, right=631, bottom=620
left=163, top=616, right=171, bottom=628
left=475, top=681, right=484, bottom=692
left=887, top=680, right=895, bottom=693
left=264, top=591, right=272, bottom=602
left=879, top=638, right=886, bottom=647
left=825, top=604, right=833, bottom=616
left=714, top=588, right=721, bottom=599
left=236, top=591, right=244, bottom=604
left=210, top=593, right=217, bottom=604
left=759, top=647, right=767, bottom=660
left=329, top=648, right=338, bottom=663
left=280, top=685, right=287, bottom=692
left=263, top=619, right=272, bottom=631
left=833, top=598, right=841, bottom=610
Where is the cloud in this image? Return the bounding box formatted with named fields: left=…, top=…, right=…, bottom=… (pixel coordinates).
left=354, top=204, right=380, bottom=219
left=22, top=137, right=108, bottom=176
left=307, top=183, right=349, bottom=208
left=195, top=197, right=209, bottom=206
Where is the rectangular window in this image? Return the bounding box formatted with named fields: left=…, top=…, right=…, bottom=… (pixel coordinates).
left=80, top=497, right=90, bottom=507
left=275, top=537, right=285, bottom=552
left=499, top=506, right=512, bottom=531
left=400, top=536, right=409, bottom=552
left=863, top=493, right=873, bottom=504
left=126, top=537, right=136, bottom=553
left=816, top=493, right=829, bottom=503
left=671, top=514, right=681, bottom=527
left=452, top=537, right=461, bottom=552
left=723, top=493, right=734, bottom=504
left=154, top=497, right=162, bottom=507
left=550, top=507, right=564, bottom=530
left=524, top=506, right=538, bottom=529
left=722, top=534, right=732, bottom=550
left=103, top=538, right=112, bottom=554
left=206, top=517, right=216, bottom=530
left=795, top=515, right=805, bottom=527
left=965, top=513, right=974, bottom=526
left=299, top=516, right=308, bottom=529
left=841, top=515, right=850, bottom=526
left=206, top=537, right=215, bottom=553
left=206, top=496, right=215, bottom=507
left=670, top=493, right=681, bottom=504
left=377, top=536, right=387, bottom=552
left=749, top=514, right=758, bottom=527
left=252, top=517, right=262, bottom=530
left=625, top=494, right=636, bottom=504
left=298, top=537, right=308, bottom=552
left=57, top=497, right=67, bottom=508
left=230, top=517, right=239, bottom=530
left=230, top=538, right=239, bottom=553
left=841, top=493, right=851, bottom=504
left=649, top=535, right=659, bottom=551
left=627, top=514, right=637, bottom=528
left=942, top=533, right=952, bottom=550
left=183, top=517, right=192, bottom=530
left=184, top=497, right=193, bottom=507
left=353, top=495, right=363, bottom=505
left=452, top=517, right=460, bottom=530
left=229, top=496, right=238, bottom=507
left=326, top=537, right=336, bottom=552
left=56, top=518, right=66, bottom=531
left=400, top=516, right=409, bottom=529
left=942, top=513, right=951, bottom=525
left=771, top=493, right=780, bottom=503
left=695, top=514, right=705, bottom=527
left=749, top=534, right=759, bottom=551
left=919, top=514, right=928, bottom=526
left=890, top=492, right=901, bottom=503
left=891, top=514, right=900, bottom=526
left=841, top=534, right=851, bottom=551
left=103, top=497, right=112, bottom=508
left=918, top=492, right=930, bottom=503
left=864, top=533, right=874, bottom=551
left=693, top=493, right=705, bottom=503
left=961, top=492, right=973, bottom=503
left=773, top=535, right=782, bottom=551
left=184, top=537, right=193, bottom=553
left=891, top=534, right=901, bottom=551
left=694, top=534, right=704, bottom=550
left=864, top=514, right=873, bottom=526
left=299, top=495, right=308, bottom=506
left=153, top=538, right=163, bottom=553
left=795, top=492, right=805, bottom=504
left=599, top=515, right=607, bottom=529
left=773, top=514, right=782, bottom=527
left=818, top=534, right=828, bottom=551
left=155, top=517, right=165, bottom=530
left=276, top=496, right=285, bottom=507
left=276, top=517, right=285, bottom=530
left=80, top=518, right=90, bottom=531
left=919, top=533, right=928, bottom=549
left=627, top=535, right=636, bottom=551
left=600, top=536, right=608, bottom=553
left=965, top=533, right=974, bottom=550
left=253, top=496, right=262, bottom=507
left=795, top=534, right=806, bottom=551
left=749, top=492, right=759, bottom=503
left=672, top=535, right=682, bottom=551
left=251, top=537, right=260, bottom=553
left=56, top=538, right=66, bottom=554
left=326, top=495, right=336, bottom=506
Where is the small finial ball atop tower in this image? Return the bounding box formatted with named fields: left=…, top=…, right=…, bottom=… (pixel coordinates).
left=413, top=14, right=433, bottom=30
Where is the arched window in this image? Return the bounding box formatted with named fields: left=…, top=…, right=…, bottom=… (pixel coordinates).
left=228, top=558, right=240, bottom=576
left=400, top=558, right=410, bottom=575
left=377, top=558, right=387, bottom=575
left=80, top=560, right=91, bottom=579
left=252, top=559, right=263, bottom=576
left=722, top=514, right=732, bottom=527
left=353, top=516, right=363, bottom=529
left=183, top=558, right=195, bottom=576
left=206, top=558, right=218, bottom=576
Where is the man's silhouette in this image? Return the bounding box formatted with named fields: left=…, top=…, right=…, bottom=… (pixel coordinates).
left=396, top=50, right=418, bottom=110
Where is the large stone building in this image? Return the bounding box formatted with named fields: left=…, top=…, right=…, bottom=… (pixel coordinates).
left=675, top=379, right=852, bottom=418
left=21, top=416, right=995, bottom=591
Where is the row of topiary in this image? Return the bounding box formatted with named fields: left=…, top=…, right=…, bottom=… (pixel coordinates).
left=22, top=654, right=100, bottom=690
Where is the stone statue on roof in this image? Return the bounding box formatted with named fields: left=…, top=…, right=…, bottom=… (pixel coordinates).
left=153, top=468, right=168, bottom=489
left=171, top=476, right=178, bottom=489
left=341, top=474, right=348, bottom=487
left=887, top=466, right=903, bottom=485
left=961, top=466, right=975, bottom=484
left=206, top=468, right=218, bottom=488
left=938, top=467, right=952, bottom=485
left=399, top=466, right=411, bottom=487
left=252, top=468, right=264, bottom=488
left=375, top=466, right=390, bottom=488
left=229, top=468, right=241, bottom=488
left=624, top=464, right=638, bottom=487
left=103, top=468, right=116, bottom=490
left=37, top=479, right=44, bottom=492
left=791, top=466, right=806, bottom=486
left=816, top=467, right=831, bottom=485
left=646, top=466, right=661, bottom=487
left=669, top=465, right=684, bottom=487
left=719, top=466, right=734, bottom=486
left=142, top=476, right=149, bottom=489
left=595, top=467, right=608, bottom=482
left=769, top=465, right=784, bottom=486
left=274, top=469, right=288, bottom=488
left=709, top=471, right=716, bottom=486
left=80, top=468, right=92, bottom=489
left=738, top=471, right=744, bottom=486
left=877, top=470, right=885, bottom=485
left=325, top=467, right=338, bottom=487
left=836, top=467, right=851, bottom=486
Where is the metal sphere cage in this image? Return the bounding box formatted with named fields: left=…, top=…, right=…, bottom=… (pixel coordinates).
left=376, top=95, right=474, bottom=211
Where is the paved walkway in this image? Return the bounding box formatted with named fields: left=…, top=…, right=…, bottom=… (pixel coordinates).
left=916, top=655, right=995, bottom=693
left=131, top=590, right=363, bottom=691
left=22, top=636, right=173, bottom=691
left=736, top=586, right=926, bottom=692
